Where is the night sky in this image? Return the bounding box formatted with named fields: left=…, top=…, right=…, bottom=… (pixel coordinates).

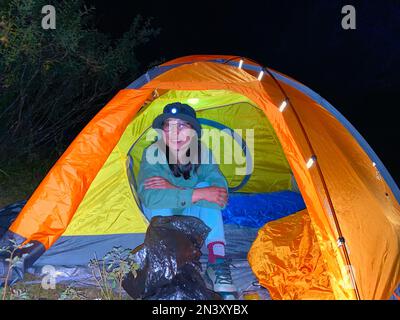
left=85, top=0, right=400, bottom=184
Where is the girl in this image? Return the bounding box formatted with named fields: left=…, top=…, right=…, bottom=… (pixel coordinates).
left=137, top=102, right=237, bottom=299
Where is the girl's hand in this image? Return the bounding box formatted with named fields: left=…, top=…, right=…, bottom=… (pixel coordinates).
left=144, top=176, right=178, bottom=190
left=192, top=186, right=228, bottom=208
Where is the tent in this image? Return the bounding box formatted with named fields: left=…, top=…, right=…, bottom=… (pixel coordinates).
left=1, top=55, right=399, bottom=300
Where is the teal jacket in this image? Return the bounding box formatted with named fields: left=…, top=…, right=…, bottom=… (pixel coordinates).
left=137, top=142, right=228, bottom=212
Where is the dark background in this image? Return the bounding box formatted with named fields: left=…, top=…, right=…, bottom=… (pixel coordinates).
left=86, top=0, right=400, bottom=183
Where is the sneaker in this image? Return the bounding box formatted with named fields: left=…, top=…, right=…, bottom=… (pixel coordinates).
left=205, top=258, right=238, bottom=299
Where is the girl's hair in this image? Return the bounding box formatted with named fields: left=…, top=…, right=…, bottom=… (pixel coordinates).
left=155, top=128, right=202, bottom=180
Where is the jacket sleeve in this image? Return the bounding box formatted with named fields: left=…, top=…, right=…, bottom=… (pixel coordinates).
left=137, top=148, right=194, bottom=210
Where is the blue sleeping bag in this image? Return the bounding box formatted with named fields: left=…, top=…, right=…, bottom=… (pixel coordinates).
left=221, top=190, right=306, bottom=228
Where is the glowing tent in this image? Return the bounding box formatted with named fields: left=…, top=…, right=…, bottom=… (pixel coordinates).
left=1, top=55, right=399, bottom=300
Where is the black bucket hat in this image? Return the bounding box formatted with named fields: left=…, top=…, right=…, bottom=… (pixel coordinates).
left=152, top=102, right=202, bottom=137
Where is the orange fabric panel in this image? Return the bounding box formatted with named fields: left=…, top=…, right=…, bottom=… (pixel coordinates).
left=257, top=76, right=359, bottom=299
left=259, top=73, right=400, bottom=299
left=248, top=210, right=335, bottom=300
left=279, top=81, right=400, bottom=299
left=9, top=89, right=153, bottom=249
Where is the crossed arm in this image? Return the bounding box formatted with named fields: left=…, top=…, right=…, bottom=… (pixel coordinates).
left=143, top=176, right=227, bottom=208
left=137, top=149, right=228, bottom=210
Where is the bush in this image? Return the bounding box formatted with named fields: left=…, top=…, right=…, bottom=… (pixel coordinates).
left=0, top=0, right=160, bottom=204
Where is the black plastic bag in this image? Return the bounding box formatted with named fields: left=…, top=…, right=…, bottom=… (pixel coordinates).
left=122, top=215, right=222, bottom=300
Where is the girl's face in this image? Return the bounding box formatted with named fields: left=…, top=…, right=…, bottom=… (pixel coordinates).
left=162, top=118, right=194, bottom=151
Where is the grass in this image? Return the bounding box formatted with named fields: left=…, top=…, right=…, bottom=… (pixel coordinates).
left=5, top=273, right=131, bottom=300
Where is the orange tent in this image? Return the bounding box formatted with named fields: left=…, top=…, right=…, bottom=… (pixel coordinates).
left=1, top=55, right=399, bottom=299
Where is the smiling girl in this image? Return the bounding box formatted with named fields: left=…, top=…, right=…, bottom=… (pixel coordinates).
left=137, top=102, right=237, bottom=299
